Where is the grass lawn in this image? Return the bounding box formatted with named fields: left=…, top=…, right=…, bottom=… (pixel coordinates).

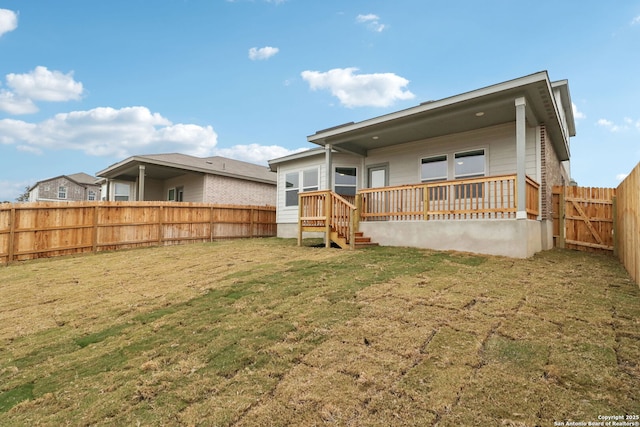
left=0, top=238, right=638, bottom=426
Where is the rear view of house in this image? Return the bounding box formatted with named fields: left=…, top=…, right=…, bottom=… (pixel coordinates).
left=28, top=173, right=101, bottom=202
left=269, top=71, right=575, bottom=258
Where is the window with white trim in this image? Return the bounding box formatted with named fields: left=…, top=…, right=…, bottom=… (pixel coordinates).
left=421, top=155, right=448, bottom=182
left=88, top=190, right=96, bottom=201
left=285, top=168, right=319, bottom=207
left=454, top=149, right=485, bottom=198
left=334, top=167, right=357, bottom=197
left=58, top=186, right=67, bottom=199
left=421, top=155, right=448, bottom=200
left=114, top=183, right=130, bottom=201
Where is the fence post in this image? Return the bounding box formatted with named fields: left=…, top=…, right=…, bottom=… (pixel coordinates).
left=250, top=207, right=255, bottom=238
left=8, top=207, right=16, bottom=263
left=557, top=188, right=566, bottom=249
left=92, top=205, right=99, bottom=253
left=210, top=205, right=214, bottom=242
left=158, top=205, right=164, bottom=246
left=612, top=196, right=618, bottom=258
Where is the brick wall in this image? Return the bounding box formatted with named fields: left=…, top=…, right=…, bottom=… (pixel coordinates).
left=34, top=177, right=101, bottom=202
left=540, top=125, right=566, bottom=220
left=204, top=174, right=276, bottom=206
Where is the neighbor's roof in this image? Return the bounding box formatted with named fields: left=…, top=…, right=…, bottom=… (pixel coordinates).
left=29, top=172, right=100, bottom=192
left=96, top=153, right=276, bottom=184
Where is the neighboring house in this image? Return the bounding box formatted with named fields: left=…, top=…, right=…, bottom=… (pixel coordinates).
left=96, top=153, right=276, bottom=206
left=28, top=173, right=101, bottom=202
left=268, top=71, right=576, bottom=258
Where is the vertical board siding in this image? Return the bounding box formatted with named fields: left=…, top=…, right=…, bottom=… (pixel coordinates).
left=0, top=202, right=276, bottom=264
left=616, top=162, right=640, bottom=286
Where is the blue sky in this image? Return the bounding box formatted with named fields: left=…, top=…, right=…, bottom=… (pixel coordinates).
left=0, top=0, right=639, bottom=201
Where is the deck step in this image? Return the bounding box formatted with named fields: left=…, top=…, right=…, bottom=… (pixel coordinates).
left=330, top=230, right=378, bottom=249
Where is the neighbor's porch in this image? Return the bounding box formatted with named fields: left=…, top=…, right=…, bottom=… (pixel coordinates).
left=298, top=174, right=540, bottom=251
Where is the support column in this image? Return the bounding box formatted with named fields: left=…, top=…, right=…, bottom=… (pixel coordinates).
left=324, top=144, right=333, bottom=191
left=515, top=97, right=527, bottom=220
left=138, top=165, right=146, bottom=201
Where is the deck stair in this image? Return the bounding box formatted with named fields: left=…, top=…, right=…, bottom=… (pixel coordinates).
left=329, top=230, right=378, bottom=250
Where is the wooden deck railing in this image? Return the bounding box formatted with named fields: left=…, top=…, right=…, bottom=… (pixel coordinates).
left=298, top=190, right=357, bottom=248
left=359, top=174, right=540, bottom=221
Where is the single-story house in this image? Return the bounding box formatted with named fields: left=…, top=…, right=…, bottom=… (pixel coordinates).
left=96, top=153, right=276, bottom=206
left=28, top=172, right=101, bottom=202
left=268, top=71, right=575, bottom=258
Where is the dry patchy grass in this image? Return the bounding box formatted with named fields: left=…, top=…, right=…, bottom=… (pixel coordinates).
left=0, top=238, right=638, bottom=426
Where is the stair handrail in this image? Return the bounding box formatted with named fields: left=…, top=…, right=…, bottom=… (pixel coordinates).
left=329, top=192, right=358, bottom=249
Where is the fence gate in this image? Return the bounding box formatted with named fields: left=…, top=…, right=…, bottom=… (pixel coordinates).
left=552, top=186, right=616, bottom=253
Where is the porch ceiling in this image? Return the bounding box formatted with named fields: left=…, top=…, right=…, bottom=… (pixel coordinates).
left=308, top=72, right=570, bottom=161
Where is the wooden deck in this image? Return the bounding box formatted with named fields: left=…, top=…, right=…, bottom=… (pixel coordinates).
left=299, top=175, right=540, bottom=249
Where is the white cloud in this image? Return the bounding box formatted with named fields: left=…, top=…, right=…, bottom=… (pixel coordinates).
left=213, top=143, right=306, bottom=165
left=356, top=13, right=386, bottom=32
left=632, top=15, right=640, bottom=25
left=301, top=67, right=415, bottom=108
left=572, top=103, right=585, bottom=120
left=0, top=9, right=18, bottom=37
left=597, top=117, right=640, bottom=133
left=248, top=46, right=279, bottom=61
left=0, top=106, right=218, bottom=158
left=7, top=66, right=83, bottom=102
left=0, top=66, right=84, bottom=115
left=0, top=90, right=38, bottom=114
left=616, top=173, right=629, bottom=181
left=597, top=118, right=622, bottom=132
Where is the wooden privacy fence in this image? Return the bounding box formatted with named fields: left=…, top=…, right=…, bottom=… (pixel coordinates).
left=0, top=202, right=276, bottom=264
left=615, top=162, right=640, bottom=285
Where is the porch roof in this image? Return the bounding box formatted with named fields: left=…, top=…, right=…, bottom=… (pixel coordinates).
left=96, top=153, right=276, bottom=185
left=307, top=71, right=573, bottom=161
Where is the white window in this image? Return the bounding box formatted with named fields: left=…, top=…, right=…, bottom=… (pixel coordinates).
left=168, top=188, right=176, bottom=201
left=58, top=186, right=67, bottom=199
left=285, top=168, right=319, bottom=207
left=334, top=167, right=357, bottom=196
left=421, top=155, right=448, bottom=182
left=88, top=190, right=96, bottom=201
left=455, top=149, right=485, bottom=179
left=454, top=149, right=485, bottom=198
left=114, top=183, right=130, bottom=201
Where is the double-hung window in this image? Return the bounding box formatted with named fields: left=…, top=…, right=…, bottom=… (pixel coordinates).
left=421, top=155, right=448, bottom=200
left=58, top=186, right=67, bottom=199
left=454, top=149, right=485, bottom=198
left=285, top=168, right=318, bottom=207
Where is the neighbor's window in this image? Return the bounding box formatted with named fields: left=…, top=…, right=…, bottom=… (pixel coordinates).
left=285, top=168, right=319, bottom=207
left=58, top=186, right=67, bottom=199
left=421, top=155, right=448, bottom=182
left=454, top=149, right=485, bottom=198
left=88, top=190, right=96, bottom=201
left=334, top=167, right=357, bottom=197
left=168, top=188, right=176, bottom=201
left=114, top=183, right=130, bottom=201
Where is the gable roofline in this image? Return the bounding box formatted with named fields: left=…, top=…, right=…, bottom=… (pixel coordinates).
left=96, top=153, right=276, bottom=185
left=28, top=173, right=100, bottom=192
left=268, top=148, right=325, bottom=172
left=307, top=71, right=573, bottom=161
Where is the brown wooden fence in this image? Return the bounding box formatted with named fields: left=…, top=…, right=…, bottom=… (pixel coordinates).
left=552, top=186, right=616, bottom=253
left=0, top=202, right=276, bottom=264
left=615, top=162, right=640, bottom=285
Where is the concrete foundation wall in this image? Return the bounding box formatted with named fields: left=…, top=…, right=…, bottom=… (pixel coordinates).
left=359, top=219, right=543, bottom=258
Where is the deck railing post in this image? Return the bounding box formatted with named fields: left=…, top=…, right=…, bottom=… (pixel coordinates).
left=297, top=194, right=303, bottom=246
left=325, top=192, right=332, bottom=248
